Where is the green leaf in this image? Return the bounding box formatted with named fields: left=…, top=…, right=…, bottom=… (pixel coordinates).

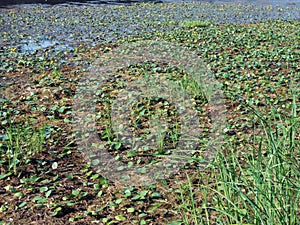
left=72, top=189, right=80, bottom=196
left=45, top=190, right=52, bottom=198
left=127, top=207, right=135, bottom=213
left=115, top=215, right=126, bottom=221
left=115, top=198, right=123, bottom=204
left=0, top=172, right=12, bottom=180
left=151, top=192, right=161, bottom=198
left=50, top=207, right=62, bottom=217
left=140, top=190, right=148, bottom=197
left=66, top=202, right=75, bottom=207
left=113, top=142, right=121, bottom=149
left=124, top=189, right=131, bottom=197
left=139, top=213, right=147, bottom=218
left=63, top=118, right=72, bottom=123
left=97, top=190, right=103, bottom=197
left=131, top=195, right=140, bottom=200
left=94, top=183, right=100, bottom=190
left=58, top=106, right=65, bottom=113
left=52, top=162, right=58, bottom=170
left=14, top=192, right=24, bottom=198
left=39, top=186, right=48, bottom=192
left=66, top=173, right=73, bottom=179
left=0, top=205, right=7, bottom=212
left=52, top=175, right=59, bottom=182
left=91, top=174, right=100, bottom=180
left=28, top=174, right=41, bottom=182
left=32, top=195, right=47, bottom=203
left=18, top=201, right=27, bottom=208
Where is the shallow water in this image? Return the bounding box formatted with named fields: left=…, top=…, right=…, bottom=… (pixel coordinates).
left=0, top=0, right=299, bottom=63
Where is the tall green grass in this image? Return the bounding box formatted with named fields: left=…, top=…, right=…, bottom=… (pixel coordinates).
left=0, top=123, right=46, bottom=176
left=177, top=93, right=299, bottom=225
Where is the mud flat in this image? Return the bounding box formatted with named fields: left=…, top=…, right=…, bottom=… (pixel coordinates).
left=0, top=1, right=299, bottom=224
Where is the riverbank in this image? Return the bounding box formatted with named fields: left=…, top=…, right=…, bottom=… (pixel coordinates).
left=0, top=2, right=299, bottom=224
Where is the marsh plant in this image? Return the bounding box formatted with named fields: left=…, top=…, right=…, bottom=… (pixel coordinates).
left=178, top=93, right=299, bottom=225
left=0, top=123, right=47, bottom=176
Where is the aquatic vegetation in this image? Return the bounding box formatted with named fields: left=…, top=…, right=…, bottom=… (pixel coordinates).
left=0, top=1, right=299, bottom=224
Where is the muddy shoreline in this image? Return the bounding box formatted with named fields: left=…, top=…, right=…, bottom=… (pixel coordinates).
left=1, top=1, right=299, bottom=54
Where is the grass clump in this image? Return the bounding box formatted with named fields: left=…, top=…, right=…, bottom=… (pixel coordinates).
left=177, top=92, right=299, bottom=225
left=0, top=123, right=47, bottom=176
